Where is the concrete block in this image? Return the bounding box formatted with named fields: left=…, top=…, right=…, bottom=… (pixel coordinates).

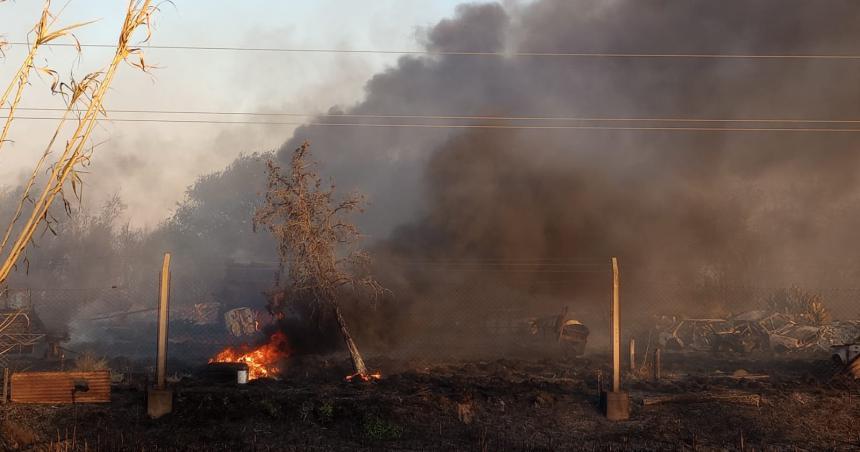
left=147, top=387, right=173, bottom=419
left=600, top=390, right=630, bottom=421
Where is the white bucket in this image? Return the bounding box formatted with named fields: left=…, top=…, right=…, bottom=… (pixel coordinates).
left=237, top=369, right=249, bottom=385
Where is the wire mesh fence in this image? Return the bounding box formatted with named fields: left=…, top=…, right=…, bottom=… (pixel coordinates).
left=2, top=259, right=859, bottom=373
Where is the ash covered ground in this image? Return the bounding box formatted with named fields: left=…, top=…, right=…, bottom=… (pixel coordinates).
left=1, top=353, right=857, bottom=451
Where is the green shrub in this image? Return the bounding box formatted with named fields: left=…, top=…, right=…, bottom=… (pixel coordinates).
left=363, top=415, right=403, bottom=441
left=318, top=400, right=334, bottom=422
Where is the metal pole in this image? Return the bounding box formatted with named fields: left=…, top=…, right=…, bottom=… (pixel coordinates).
left=611, top=257, right=620, bottom=392
left=156, top=253, right=171, bottom=390
left=596, top=369, right=603, bottom=397
left=629, top=338, right=636, bottom=373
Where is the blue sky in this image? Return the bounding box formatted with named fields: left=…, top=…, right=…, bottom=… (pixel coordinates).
left=0, top=0, right=470, bottom=226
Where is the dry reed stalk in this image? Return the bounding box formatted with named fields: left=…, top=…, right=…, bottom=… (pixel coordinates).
left=0, top=102, right=79, bottom=253
left=0, top=0, right=93, bottom=155
left=0, top=0, right=160, bottom=284
left=0, top=75, right=97, bottom=255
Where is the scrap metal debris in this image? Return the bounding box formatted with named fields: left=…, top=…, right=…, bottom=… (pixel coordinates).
left=655, top=317, right=731, bottom=352
left=526, top=307, right=590, bottom=356
left=831, top=343, right=860, bottom=379
left=224, top=307, right=258, bottom=337
left=653, top=302, right=860, bottom=357
left=0, top=289, right=50, bottom=366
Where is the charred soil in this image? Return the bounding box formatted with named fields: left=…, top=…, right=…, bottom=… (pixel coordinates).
left=1, top=355, right=858, bottom=451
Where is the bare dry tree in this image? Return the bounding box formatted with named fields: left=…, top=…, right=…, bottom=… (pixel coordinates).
left=0, top=0, right=162, bottom=285
left=254, top=141, right=385, bottom=380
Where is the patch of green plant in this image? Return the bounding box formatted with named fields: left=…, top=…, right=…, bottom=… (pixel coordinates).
left=317, top=400, right=334, bottom=422
left=259, top=398, right=281, bottom=418
left=363, top=415, right=404, bottom=441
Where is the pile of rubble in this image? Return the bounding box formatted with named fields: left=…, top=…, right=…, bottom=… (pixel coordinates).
left=652, top=311, right=860, bottom=357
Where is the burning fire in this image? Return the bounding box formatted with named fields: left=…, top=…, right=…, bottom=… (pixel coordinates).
left=210, top=331, right=290, bottom=380
left=345, top=371, right=382, bottom=383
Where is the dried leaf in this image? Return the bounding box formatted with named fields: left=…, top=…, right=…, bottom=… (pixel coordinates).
left=0, top=0, right=159, bottom=284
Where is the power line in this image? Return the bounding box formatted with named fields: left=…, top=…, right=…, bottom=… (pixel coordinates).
left=241, top=262, right=608, bottom=268
left=8, top=115, right=860, bottom=132
left=88, top=307, right=156, bottom=321
left=8, top=42, right=860, bottom=60
left=29, top=256, right=612, bottom=264
left=7, top=106, right=860, bottom=124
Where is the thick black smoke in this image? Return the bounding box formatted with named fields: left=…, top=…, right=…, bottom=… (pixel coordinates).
left=272, top=0, right=860, bottom=325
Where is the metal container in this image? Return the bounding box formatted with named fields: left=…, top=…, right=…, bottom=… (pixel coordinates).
left=201, top=362, right=249, bottom=385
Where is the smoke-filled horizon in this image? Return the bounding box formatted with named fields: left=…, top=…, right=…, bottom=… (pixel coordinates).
left=4, top=0, right=860, bottom=351
left=277, top=0, right=860, bottom=317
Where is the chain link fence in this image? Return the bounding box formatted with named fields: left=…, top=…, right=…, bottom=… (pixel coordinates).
left=2, top=260, right=859, bottom=373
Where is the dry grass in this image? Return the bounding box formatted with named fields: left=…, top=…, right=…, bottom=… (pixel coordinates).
left=0, top=0, right=162, bottom=284
left=765, top=286, right=831, bottom=326
left=73, top=351, right=109, bottom=372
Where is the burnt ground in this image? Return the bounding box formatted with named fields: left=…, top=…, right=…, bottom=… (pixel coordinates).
left=0, top=353, right=858, bottom=451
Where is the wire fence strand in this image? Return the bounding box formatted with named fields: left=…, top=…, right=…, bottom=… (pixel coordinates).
left=10, top=116, right=860, bottom=133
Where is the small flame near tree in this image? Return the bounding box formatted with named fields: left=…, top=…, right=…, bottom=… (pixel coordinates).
left=210, top=331, right=291, bottom=380
left=345, top=371, right=382, bottom=383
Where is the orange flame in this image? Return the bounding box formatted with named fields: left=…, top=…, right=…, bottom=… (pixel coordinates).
left=345, top=371, right=382, bottom=383
left=209, top=331, right=290, bottom=380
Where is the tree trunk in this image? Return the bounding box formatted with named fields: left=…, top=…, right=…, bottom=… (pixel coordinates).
left=333, top=303, right=368, bottom=377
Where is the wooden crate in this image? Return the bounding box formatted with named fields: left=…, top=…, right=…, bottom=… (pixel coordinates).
left=11, top=370, right=110, bottom=404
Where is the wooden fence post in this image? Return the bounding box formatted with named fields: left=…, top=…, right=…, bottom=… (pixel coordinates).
left=603, top=257, right=630, bottom=420
left=2, top=368, right=7, bottom=404
left=155, top=253, right=171, bottom=390
left=148, top=252, right=173, bottom=418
